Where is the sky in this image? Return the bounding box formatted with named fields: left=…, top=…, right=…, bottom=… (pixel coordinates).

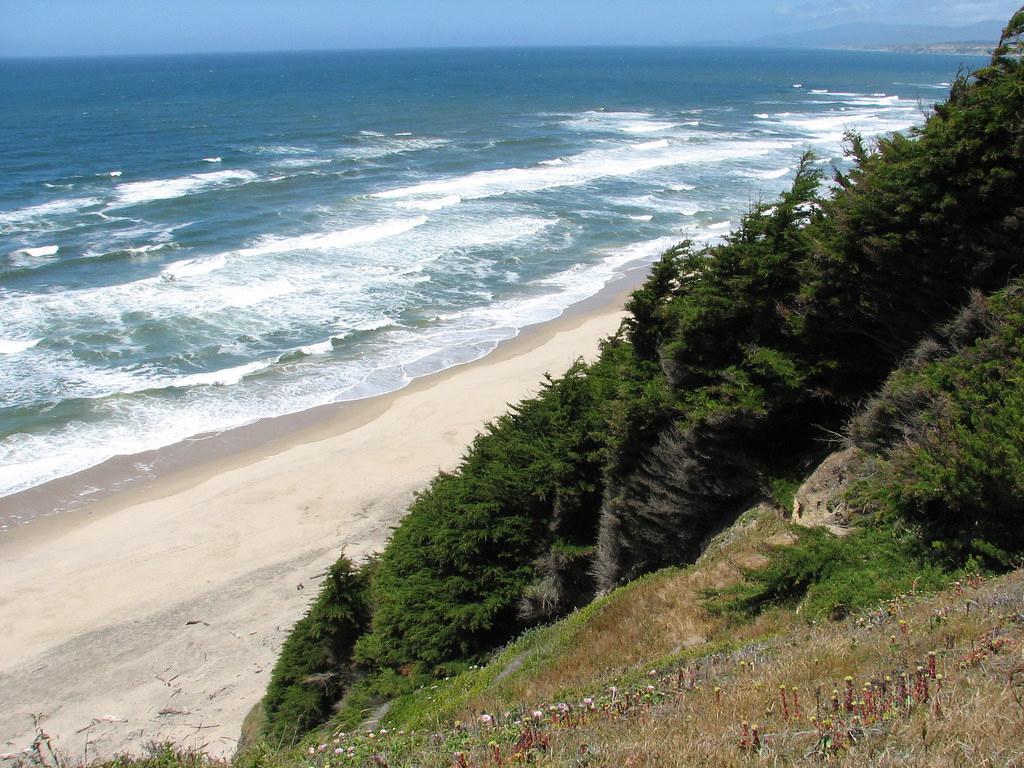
left=0, top=0, right=1015, bottom=57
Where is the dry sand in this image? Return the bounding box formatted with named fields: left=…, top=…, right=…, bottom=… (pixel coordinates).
left=0, top=289, right=630, bottom=761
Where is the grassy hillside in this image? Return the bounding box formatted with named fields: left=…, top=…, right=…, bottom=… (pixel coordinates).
left=66, top=508, right=1024, bottom=766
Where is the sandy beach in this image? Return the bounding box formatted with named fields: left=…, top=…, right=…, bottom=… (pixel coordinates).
left=0, top=284, right=632, bottom=761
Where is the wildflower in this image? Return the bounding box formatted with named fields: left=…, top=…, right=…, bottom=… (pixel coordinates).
left=318, top=744, right=327, bottom=752
left=307, top=747, right=316, bottom=756
left=334, top=749, right=343, bottom=755
left=479, top=714, right=493, bottom=725
left=532, top=710, right=544, bottom=720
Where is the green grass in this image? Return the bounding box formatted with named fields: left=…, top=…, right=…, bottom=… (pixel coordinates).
left=705, top=524, right=970, bottom=621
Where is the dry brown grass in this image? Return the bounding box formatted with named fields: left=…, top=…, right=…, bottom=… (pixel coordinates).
left=527, top=572, right=1024, bottom=767
left=251, top=511, right=1024, bottom=768
left=468, top=505, right=790, bottom=709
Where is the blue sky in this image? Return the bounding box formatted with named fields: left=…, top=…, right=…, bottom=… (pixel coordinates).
left=0, top=0, right=1015, bottom=57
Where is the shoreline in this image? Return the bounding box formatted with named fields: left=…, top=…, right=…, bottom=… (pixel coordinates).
left=0, top=264, right=648, bottom=536
left=0, top=266, right=644, bottom=760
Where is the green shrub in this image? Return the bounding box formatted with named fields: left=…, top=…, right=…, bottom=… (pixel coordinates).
left=262, top=556, right=370, bottom=743
left=849, top=284, right=1024, bottom=567
left=707, top=525, right=956, bottom=621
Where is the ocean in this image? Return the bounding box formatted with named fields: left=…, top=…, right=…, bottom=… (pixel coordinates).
left=0, top=47, right=980, bottom=515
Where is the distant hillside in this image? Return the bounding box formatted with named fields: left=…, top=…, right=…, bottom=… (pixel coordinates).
left=753, top=19, right=1003, bottom=51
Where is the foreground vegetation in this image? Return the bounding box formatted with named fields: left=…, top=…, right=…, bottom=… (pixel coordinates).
left=28, top=512, right=1024, bottom=766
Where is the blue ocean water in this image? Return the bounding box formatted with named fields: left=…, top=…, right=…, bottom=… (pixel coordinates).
left=0, top=48, right=979, bottom=504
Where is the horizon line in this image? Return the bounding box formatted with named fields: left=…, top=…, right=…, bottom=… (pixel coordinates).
left=0, top=39, right=996, bottom=62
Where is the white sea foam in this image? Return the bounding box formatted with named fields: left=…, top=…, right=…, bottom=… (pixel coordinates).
left=628, top=214, right=654, bottom=222
left=373, top=137, right=785, bottom=203
left=685, top=220, right=733, bottom=244
left=101, top=171, right=123, bottom=178
left=297, top=339, right=336, bottom=356
left=113, top=169, right=258, bottom=206
left=565, top=111, right=677, bottom=134
left=758, top=98, right=920, bottom=146
left=247, top=144, right=315, bottom=155
left=270, top=157, right=332, bottom=169
left=11, top=244, right=59, bottom=259
left=0, top=338, right=42, bottom=355
left=130, top=242, right=179, bottom=256
left=336, top=136, right=449, bottom=161
left=161, top=254, right=227, bottom=280
left=673, top=203, right=703, bottom=216
left=634, top=139, right=670, bottom=150
left=892, top=82, right=950, bottom=90
left=236, top=217, right=428, bottom=258
left=394, top=195, right=462, bottom=211
left=201, top=157, right=222, bottom=163
left=737, top=167, right=792, bottom=180
left=170, top=360, right=272, bottom=388
left=0, top=197, right=103, bottom=233
left=435, top=234, right=682, bottom=337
